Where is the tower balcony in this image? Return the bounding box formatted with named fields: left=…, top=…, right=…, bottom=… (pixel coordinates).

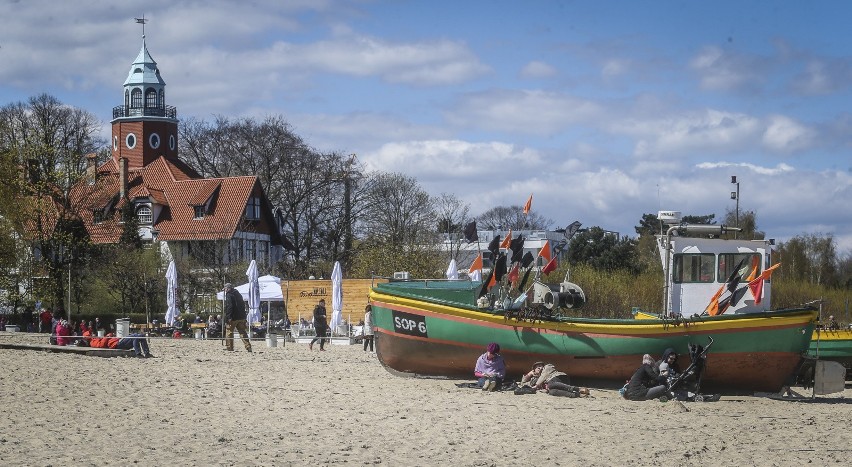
left=112, top=105, right=177, bottom=119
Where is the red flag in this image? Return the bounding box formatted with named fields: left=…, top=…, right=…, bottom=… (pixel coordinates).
left=748, top=263, right=781, bottom=305
left=507, top=263, right=520, bottom=284
left=541, top=256, right=558, bottom=275
left=523, top=194, right=532, bottom=214
left=500, top=230, right=513, bottom=249
left=487, top=269, right=497, bottom=288
left=539, top=240, right=551, bottom=263
left=748, top=279, right=765, bottom=306
left=469, top=253, right=483, bottom=272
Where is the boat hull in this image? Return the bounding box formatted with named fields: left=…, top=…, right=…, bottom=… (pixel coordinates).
left=807, top=329, right=852, bottom=371
left=370, top=289, right=817, bottom=392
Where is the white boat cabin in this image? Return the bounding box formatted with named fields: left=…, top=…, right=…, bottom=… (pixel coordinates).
left=656, top=215, right=773, bottom=317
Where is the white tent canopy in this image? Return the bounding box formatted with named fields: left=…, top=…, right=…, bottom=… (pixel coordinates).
left=216, top=275, right=283, bottom=302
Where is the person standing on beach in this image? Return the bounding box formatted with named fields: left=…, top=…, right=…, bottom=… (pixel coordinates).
left=362, top=304, right=375, bottom=352
left=39, top=308, right=52, bottom=333
left=309, top=299, right=328, bottom=351
left=223, top=283, right=252, bottom=352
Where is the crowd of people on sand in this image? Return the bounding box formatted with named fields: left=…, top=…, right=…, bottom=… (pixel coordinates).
left=468, top=342, right=719, bottom=402
left=0, top=306, right=156, bottom=358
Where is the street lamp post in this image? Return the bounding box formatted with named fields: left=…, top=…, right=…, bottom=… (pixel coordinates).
left=730, top=176, right=740, bottom=239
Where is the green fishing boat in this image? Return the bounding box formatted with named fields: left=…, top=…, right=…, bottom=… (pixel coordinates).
left=369, top=218, right=818, bottom=392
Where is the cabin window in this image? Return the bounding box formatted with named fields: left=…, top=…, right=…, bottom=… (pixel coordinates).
left=672, top=253, right=715, bottom=283
left=718, top=253, right=761, bottom=283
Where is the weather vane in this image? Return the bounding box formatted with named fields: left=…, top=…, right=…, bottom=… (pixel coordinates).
left=134, top=15, right=147, bottom=38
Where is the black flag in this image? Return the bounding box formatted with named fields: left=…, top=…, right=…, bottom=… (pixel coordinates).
left=509, top=235, right=525, bottom=263
left=463, top=221, right=478, bottom=243
left=564, top=221, right=582, bottom=240
left=487, top=235, right=501, bottom=256
left=725, top=258, right=748, bottom=294
left=521, top=251, right=534, bottom=268
left=477, top=268, right=494, bottom=298
left=495, top=253, right=508, bottom=282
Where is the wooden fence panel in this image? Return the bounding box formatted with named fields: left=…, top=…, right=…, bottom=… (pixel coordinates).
left=282, top=279, right=386, bottom=324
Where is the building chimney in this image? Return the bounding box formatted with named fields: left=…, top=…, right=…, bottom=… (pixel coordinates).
left=119, top=157, right=128, bottom=199
left=86, top=153, right=98, bottom=185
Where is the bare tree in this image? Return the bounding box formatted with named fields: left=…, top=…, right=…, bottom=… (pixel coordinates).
left=434, top=193, right=471, bottom=260
left=477, top=205, right=552, bottom=230
left=360, top=172, right=436, bottom=247
left=0, top=94, right=104, bottom=311
left=777, top=233, right=839, bottom=287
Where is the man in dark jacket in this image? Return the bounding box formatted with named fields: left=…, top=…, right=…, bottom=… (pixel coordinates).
left=223, top=283, right=252, bottom=352
left=309, top=299, right=328, bottom=351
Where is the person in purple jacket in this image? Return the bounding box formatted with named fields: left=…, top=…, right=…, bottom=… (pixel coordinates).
left=474, top=342, right=506, bottom=391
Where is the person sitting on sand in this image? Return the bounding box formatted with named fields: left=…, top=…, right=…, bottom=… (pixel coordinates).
left=523, top=362, right=589, bottom=398
left=625, top=354, right=667, bottom=401
left=474, top=343, right=506, bottom=391
left=54, top=319, right=72, bottom=346
left=657, top=348, right=680, bottom=381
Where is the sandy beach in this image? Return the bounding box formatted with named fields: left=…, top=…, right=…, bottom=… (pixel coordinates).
left=0, top=332, right=850, bottom=466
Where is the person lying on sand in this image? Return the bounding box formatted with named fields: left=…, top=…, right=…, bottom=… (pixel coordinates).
left=516, top=362, right=589, bottom=397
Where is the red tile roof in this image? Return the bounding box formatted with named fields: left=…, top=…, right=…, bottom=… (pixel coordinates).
left=69, top=156, right=280, bottom=245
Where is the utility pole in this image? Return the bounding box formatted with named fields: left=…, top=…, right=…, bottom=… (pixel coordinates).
left=730, top=175, right=740, bottom=239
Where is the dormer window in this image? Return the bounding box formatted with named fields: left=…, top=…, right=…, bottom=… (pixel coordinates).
left=193, top=205, right=205, bottom=219
left=136, top=205, right=152, bottom=224
left=245, top=196, right=261, bottom=220
left=93, top=210, right=106, bottom=224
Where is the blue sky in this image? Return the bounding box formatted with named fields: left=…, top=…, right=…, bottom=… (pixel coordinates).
left=1, top=1, right=850, bottom=252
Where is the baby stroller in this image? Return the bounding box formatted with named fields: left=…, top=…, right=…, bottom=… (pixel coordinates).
left=666, top=337, right=720, bottom=402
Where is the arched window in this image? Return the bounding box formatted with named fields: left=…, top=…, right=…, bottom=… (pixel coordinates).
left=145, top=88, right=158, bottom=108
left=158, top=90, right=165, bottom=108
left=131, top=88, right=143, bottom=108
left=136, top=205, right=152, bottom=224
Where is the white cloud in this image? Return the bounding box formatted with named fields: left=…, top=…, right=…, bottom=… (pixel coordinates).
left=761, top=115, right=816, bottom=152
left=689, top=46, right=767, bottom=91
left=601, top=59, right=630, bottom=79
left=281, top=36, right=491, bottom=85
left=520, top=61, right=557, bottom=79
left=364, top=140, right=542, bottom=181
left=695, top=161, right=795, bottom=176
left=447, top=89, right=605, bottom=135
left=614, top=110, right=762, bottom=157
